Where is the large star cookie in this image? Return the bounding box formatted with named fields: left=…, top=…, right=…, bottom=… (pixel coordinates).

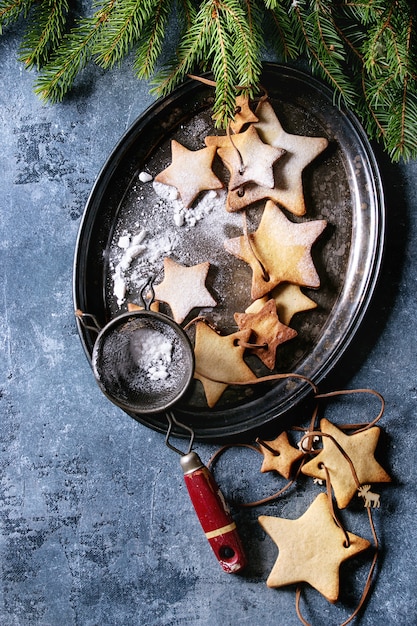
left=301, top=419, right=392, bottom=509
left=259, top=493, right=371, bottom=603
left=245, top=283, right=317, bottom=326
left=251, top=99, right=328, bottom=216
left=193, top=322, right=255, bottom=407
left=234, top=299, right=297, bottom=370
left=224, top=200, right=327, bottom=300
left=154, top=258, right=216, bottom=324
left=258, top=431, right=304, bottom=479
left=154, top=140, right=223, bottom=208
left=206, top=125, right=285, bottom=191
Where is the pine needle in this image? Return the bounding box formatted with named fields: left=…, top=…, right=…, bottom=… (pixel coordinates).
left=1, top=0, right=417, bottom=161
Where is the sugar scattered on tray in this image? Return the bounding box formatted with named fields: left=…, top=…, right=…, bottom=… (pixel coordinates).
left=139, top=171, right=153, bottom=183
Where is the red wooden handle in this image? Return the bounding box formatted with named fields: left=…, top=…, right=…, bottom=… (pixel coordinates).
left=180, top=452, right=247, bottom=573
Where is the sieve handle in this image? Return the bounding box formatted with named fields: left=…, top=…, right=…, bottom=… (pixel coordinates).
left=180, top=452, right=247, bottom=574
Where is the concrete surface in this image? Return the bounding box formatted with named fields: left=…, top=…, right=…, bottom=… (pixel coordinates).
left=1, top=23, right=417, bottom=626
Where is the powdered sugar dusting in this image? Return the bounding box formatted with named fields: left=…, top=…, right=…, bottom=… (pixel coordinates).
left=109, top=183, right=230, bottom=307
left=129, top=327, right=173, bottom=381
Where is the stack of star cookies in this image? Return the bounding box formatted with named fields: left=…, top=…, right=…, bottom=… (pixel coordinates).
left=150, top=93, right=329, bottom=407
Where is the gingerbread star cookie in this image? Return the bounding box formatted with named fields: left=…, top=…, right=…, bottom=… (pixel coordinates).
left=245, top=283, right=317, bottom=326
left=234, top=299, right=297, bottom=370
left=251, top=100, right=329, bottom=216
left=259, top=493, right=371, bottom=603
left=193, top=322, right=255, bottom=407
left=258, top=431, right=304, bottom=479
left=154, top=140, right=223, bottom=208
left=301, top=419, right=392, bottom=509
left=154, top=258, right=216, bottom=324
left=206, top=125, right=285, bottom=191
left=127, top=301, right=159, bottom=312
left=224, top=200, right=327, bottom=300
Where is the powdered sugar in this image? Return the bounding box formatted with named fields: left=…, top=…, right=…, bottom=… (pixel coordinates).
left=129, top=327, right=173, bottom=381
left=109, top=184, right=229, bottom=307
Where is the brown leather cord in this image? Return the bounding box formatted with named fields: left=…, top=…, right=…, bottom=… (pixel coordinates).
left=322, top=463, right=351, bottom=548
left=295, top=465, right=379, bottom=626
left=207, top=442, right=307, bottom=508
left=314, top=388, right=385, bottom=432
left=241, top=209, right=270, bottom=282
left=226, top=122, right=246, bottom=173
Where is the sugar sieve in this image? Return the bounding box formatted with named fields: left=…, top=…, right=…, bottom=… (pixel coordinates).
left=76, top=279, right=247, bottom=574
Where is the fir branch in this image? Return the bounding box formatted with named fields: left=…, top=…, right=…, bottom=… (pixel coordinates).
left=263, top=1, right=303, bottom=61
left=177, top=0, right=198, bottom=30
left=2, top=0, right=417, bottom=161
left=151, top=0, right=213, bottom=96
left=208, top=0, right=240, bottom=125
left=93, top=1, right=150, bottom=68
left=35, top=4, right=116, bottom=102
left=292, top=0, right=358, bottom=108
left=133, top=0, right=174, bottom=80
left=0, top=0, right=34, bottom=30
left=19, top=0, right=69, bottom=69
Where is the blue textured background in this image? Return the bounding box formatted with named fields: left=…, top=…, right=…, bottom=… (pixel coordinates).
left=1, top=23, right=417, bottom=626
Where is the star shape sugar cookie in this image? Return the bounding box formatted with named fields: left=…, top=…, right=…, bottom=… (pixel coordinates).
left=193, top=322, right=255, bottom=407
left=252, top=100, right=329, bottom=216
left=154, top=140, right=223, bottom=208
left=259, top=493, right=371, bottom=603
left=154, top=258, right=216, bottom=324
left=234, top=299, right=297, bottom=370
left=258, top=431, right=304, bottom=479
left=224, top=200, right=327, bottom=300
left=206, top=125, right=285, bottom=191
left=245, top=283, right=317, bottom=326
left=301, top=419, right=391, bottom=509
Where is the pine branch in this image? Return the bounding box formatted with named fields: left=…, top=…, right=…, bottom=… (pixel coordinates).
left=1, top=0, right=417, bottom=161
left=263, top=1, right=303, bottom=61
left=93, top=1, right=148, bottom=68
left=34, top=4, right=116, bottom=102
left=0, top=0, right=34, bottom=30
left=151, top=0, right=213, bottom=96
left=340, top=0, right=417, bottom=161
left=152, top=0, right=263, bottom=126
left=19, top=0, right=69, bottom=69
left=292, top=0, right=359, bottom=108
left=133, top=0, right=174, bottom=80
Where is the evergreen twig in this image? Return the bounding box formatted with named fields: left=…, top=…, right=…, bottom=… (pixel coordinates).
left=1, top=0, right=417, bottom=161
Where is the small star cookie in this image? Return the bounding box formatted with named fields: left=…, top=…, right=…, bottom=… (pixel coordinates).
left=154, top=140, right=223, bottom=208
left=154, top=258, right=216, bottom=324
left=193, top=322, right=255, bottom=407
left=229, top=94, right=259, bottom=133
left=259, top=493, right=371, bottom=603
left=206, top=125, right=285, bottom=191
left=224, top=200, right=327, bottom=300
left=234, top=299, right=297, bottom=370
left=245, top=283, right=317, bottom=326
left=301, top=419, right=392, bottom=509
left=258, top=431, right=304, bottom=479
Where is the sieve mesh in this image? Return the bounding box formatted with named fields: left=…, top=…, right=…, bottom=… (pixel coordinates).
left=92, top=312, right=194, bottom=413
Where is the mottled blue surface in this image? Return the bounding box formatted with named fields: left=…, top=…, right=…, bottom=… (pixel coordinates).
left=1, top=26, right=417, bottom=626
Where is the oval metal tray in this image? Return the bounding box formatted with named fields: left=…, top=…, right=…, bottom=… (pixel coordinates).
left=73, top=63, right=385, bottom=442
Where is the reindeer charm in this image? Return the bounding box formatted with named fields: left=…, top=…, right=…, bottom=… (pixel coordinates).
left=358, top=484, right=381, bottom=508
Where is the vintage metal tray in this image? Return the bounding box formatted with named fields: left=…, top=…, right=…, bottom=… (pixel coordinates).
left=73, top=63, right=385, bottom=442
